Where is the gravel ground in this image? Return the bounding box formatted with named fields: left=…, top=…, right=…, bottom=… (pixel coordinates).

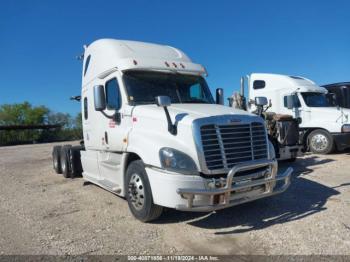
left=0, top=142, right=349, bottom=255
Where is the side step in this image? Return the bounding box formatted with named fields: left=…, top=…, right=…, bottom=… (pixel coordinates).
left=83, top=173, right=122, bottom=194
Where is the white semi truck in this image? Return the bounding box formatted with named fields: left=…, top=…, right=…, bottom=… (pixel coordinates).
left=52, top=39, right=292, bottom=222
left=229, top=80, right=303, bottom=162
left=244, top=73, right=350, bottom=154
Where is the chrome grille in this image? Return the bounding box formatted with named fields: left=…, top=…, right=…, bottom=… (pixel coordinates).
left=200, top=122, right=268, bottom=170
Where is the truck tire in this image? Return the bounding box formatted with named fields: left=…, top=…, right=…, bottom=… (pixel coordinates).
left=308, top=129, right=334, bottom=154
left=52, top=145, right=62, bottom=174
left=60, top=145, right=72, bottom=178
left=125, top=160, right=163, bottom=222
left=70, top=146, right=83, bottom=178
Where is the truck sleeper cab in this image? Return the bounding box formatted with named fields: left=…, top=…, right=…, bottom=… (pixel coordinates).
left=53, top=39, right=293, bottom=222
left=248, top=73, right=350, bottom=154
left=323, top=82, right=350, bottom=109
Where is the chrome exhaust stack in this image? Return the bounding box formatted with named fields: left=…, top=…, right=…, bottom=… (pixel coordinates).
left=240, top=76, right=245, bottom=97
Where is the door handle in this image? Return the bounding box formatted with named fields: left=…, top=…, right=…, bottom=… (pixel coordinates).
left=104, top=131, right=108, bottom=144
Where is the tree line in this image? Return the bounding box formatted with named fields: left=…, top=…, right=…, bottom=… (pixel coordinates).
left=0, top=102, right=82, bottom=146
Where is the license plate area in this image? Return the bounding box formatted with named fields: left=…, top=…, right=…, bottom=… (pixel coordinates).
left=234, top=179, right=252, bottom=193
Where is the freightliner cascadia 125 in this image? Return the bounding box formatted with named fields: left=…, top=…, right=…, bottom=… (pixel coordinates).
left=52, top=39, right=293, bottom=222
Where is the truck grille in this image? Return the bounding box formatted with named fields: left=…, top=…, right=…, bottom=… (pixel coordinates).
left=200, top=122, right=268, bottom=170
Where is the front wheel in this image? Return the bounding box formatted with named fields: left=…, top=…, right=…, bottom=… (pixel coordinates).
left=308, top=129, right=334, bottom=154
left=125, top=160, right=163, bottom=222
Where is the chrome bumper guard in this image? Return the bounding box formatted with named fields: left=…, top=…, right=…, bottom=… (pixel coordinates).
left=176, top=159, right=293, bottom=212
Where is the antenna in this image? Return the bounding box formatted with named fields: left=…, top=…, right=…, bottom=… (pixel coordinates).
left=76, top=44, right=88, bottom=61
left=76, top=53, right=84, bottom=61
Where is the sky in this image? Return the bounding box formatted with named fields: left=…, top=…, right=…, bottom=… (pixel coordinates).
left=1, top=0, right=349, bottom=116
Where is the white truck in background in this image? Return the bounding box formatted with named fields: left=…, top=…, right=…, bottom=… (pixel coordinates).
left=52, top=39, right=292, bottom=222
left=244, top=73, right=350, bottom=154
left=230, top=77, right=303, bottom=161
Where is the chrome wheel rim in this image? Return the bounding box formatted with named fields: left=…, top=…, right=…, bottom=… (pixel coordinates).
left=128, top=173, right=145, bottom=210
left=311, top=134, right=328, bottom=151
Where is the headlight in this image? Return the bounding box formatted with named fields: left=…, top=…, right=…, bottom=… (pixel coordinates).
left=342, top=124, right=350, bottom=133
left=159, top=147, right=198, bottom=174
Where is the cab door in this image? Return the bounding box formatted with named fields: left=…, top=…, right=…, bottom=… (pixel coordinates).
left=97, top=75, right=132, bottom=186
left=101, top=75, right=131, bottom=152
left=281, top=92, right=310, bottom=127
left=102, top=77, right=123, bottom=151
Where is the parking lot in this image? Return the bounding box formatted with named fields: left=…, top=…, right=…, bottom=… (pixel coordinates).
left=0, top=142, right=349, bottom=255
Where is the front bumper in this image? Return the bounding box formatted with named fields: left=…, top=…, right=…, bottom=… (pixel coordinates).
left=332, top=132, right=350, bottom=151
left=176, top=159, right=292, bottom=212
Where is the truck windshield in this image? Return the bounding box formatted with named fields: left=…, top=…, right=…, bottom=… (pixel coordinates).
left=123, top=71, right=215, bottom=105
left=301, top=92, right=334, bottom=107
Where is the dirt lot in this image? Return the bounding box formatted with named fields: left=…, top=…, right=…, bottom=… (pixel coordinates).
left=0, top=142, right=349, bottom=255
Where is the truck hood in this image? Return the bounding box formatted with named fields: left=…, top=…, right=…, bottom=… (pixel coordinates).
left=127, top=103, right=264, bottom=173
left=308, top=107, right=350, bottom=124
left=131, top=103, right=253, bottom=125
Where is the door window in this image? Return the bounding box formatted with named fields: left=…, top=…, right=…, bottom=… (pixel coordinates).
left=283, top=94, right=301, bottom=108
left=253, top=80, right=265, bottom=89
left=105, top=78, right=121, bottom=110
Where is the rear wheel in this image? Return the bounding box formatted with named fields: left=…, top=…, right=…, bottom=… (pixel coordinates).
left=52, top=145, right=62, bottom=174
left=70, top=146, right=83, bottom=178
left=308, top=129, right=334, bottom=154
left=60, top=145, right=72, bottom=178
left=125, top=160, right=163, bottom=222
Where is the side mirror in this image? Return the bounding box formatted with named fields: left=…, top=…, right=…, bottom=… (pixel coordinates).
left=216, top=88, right=224, bottom=105
left=156, top=96, right=171, bottom=107
left=155, top=96, right=177, bottom=135
left=93, top=85, right=106, bottom=111
left=254, top=96, right=268, bottom=106
left=286, top=95, right=294, bottom=109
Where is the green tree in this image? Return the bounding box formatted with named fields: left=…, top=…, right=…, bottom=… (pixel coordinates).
left=0, top=102, right=49, bottom=125
left=75, top=112, right=82, bottom=130
left=0, top=102, right=50, bottom=144
left=0, top=102, right=82, bottom=145
left=47, top=112, right=72, bottom=128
